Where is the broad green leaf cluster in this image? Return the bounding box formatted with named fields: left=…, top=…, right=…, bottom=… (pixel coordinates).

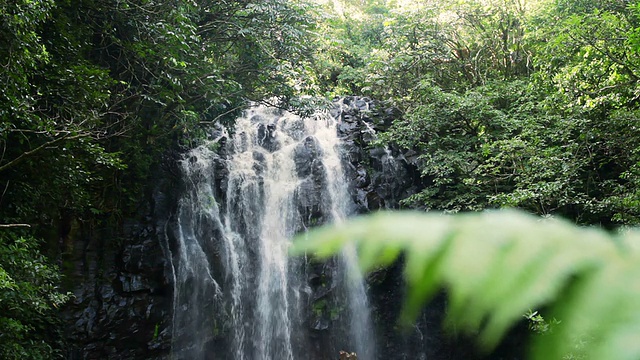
left=292, top=210, right=640, bottom=360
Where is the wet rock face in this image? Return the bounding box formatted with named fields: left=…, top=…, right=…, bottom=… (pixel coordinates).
left=294, top=136, right=325, bottom=178
left=256, top=121, right=279, bottom=152
left=61, top=158, right=178, bottom=360
left=334, top=96, right=422, bottom=213
left=294, top=136, right=329, bottom=227
left=61, top=97, right=428, bottom=360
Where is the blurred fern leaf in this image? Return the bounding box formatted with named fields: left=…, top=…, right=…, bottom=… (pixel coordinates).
left=291, top=210, right=640, bottom=360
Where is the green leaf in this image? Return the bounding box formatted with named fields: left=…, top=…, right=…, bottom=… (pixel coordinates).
left=291, top=209, right=640, bottom=359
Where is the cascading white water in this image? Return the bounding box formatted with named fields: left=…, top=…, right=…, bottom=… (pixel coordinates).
left=319, top=115, right=376, bottom=360
left=171, top=105, right=375, bottom=359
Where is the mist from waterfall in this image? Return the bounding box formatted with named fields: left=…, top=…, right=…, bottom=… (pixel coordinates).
left=170, top=105, right=376, bottom=359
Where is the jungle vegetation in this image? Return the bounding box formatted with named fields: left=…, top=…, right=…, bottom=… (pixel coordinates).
left=1, top=0, right=640, bottom=358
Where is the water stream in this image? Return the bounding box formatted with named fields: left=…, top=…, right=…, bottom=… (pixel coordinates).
left=170, top=105, right=375, bottom=359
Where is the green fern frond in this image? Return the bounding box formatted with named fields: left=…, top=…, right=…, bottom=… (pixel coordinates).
left=291, top=210, right=640, bottom=360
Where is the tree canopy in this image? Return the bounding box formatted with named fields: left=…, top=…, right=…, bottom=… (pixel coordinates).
left=308, top=0, right=640, bottom=226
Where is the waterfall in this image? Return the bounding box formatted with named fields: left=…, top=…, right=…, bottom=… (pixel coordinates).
left=171, top=105, right=376, bottom=359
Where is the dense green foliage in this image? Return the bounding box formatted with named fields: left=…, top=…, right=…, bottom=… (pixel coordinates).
left=309, top=0, right=640, bottom=226
left=3, top=0, right=640, bottom=357
left=1, top=0, right=314, bottom=224
left=1, top=0, right=314, bottom=357
left=292, top=210, right=640, bottom=360
left=0, top=232, right=69, bottom=359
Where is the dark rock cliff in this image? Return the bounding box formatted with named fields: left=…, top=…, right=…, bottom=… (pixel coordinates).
left=61, top=156, right=178, bottom=360
left=61, top=97, right=524, bottom=360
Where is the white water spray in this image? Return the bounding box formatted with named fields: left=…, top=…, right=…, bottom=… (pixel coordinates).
left=171, top=105, right=375, bottom=359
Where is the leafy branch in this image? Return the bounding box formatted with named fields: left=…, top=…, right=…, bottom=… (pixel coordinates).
left=292, top=210, right=640, bottom=360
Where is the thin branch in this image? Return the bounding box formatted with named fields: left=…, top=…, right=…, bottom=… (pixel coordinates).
left=0, top=224, right=31, bottom=228
left=0, top=134, right=86, bottom=173
left=200, top=105, right=247, bottom=124
left=0, top=140, right=5, bottom=164
left=0, top=180, right=8, bottom=208
left=567, top=31, right=639, bottom=81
